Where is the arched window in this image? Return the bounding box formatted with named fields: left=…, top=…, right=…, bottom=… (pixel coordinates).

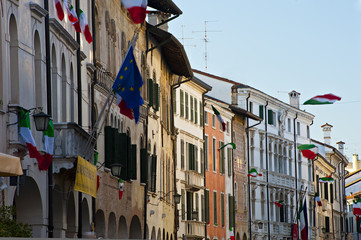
left=70, top=64, right=75, bottom=122
left=61, top=55, right=67, bottom=122
left=34, top=31, right=42, bottom=108
left=9, top=15, right=19, bottom=104
left=51, top=45, right=58, bottom=121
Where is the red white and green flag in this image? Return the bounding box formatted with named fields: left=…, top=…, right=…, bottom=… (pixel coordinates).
left=54, top=0, right=64, bottom=21
left=353, top=198, right=361, bottom=217
left=41, top=119, right=54, bottom=171
left=121, top=0, right=148, bottom=24
left=298, top=199, right=308, bottom=240
left=298, top=144, right=318, bottom=160
left=211, top=105, right=226, bottom=132
left=218, top=142, right=236, bottom=151
left=119, top=179, right=124, bottom=200
left=315, top=193, right=322, bottom=206
left=64, top=0, right=78, bottom=23
left=303, top=93, right=341, bottom=105
left=19, top=109, right=46, bottom=169
left=78, top=9, right=93, bottom=43
left=230, top=227, right=235, bottom=240
left=319, top=175, right=334, bottom=183
left=248, top=168, right=262, bottom=177
left=274, top=200, right=284, bottom=208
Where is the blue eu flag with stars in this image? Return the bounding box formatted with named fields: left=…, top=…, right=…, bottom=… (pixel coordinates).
left=112, top=45, right=144, bottom=123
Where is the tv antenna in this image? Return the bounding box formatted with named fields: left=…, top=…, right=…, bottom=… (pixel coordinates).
left=180, top=25, right=195, bottom=47
left=192, top=20, right=221, bottom=72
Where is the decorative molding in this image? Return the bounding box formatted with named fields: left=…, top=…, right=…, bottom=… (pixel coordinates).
left=29, top=2, right=48, bottom=22
left=80, top=51, right=87, bottom=61
left=53, top=159, right=74, bottom=173
left=49, top=18, right=79, bottom=52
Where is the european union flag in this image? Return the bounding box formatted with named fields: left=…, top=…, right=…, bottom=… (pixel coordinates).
left=112, top=45, right=144, bottom=123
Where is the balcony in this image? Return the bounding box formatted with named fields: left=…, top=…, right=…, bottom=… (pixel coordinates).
left=185, top=221, right=205, bottom=238
left=95, top=66, right=114, bottom=93
left=185, top=170, right=203, bottom=192
left=53, top=122, right=94, bottom=173
left=268, top=171, right=295, bottom=189
left=271, top=222, right=292, bottom=236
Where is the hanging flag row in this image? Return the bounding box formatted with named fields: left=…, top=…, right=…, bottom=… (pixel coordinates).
left=54, top=0, right=93, bottom=43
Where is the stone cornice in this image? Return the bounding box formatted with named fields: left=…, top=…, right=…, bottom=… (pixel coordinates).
left=49, top=18, right=79, bottom=52
left=29, top=2, right=48, bottom=22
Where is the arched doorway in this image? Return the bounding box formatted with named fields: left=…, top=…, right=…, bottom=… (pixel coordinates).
left=108, top=212, right=116, bottom=239
left=66, top=191, right=76, bottom=238
left=9, top=14, right=19, bottom=104
left=151, top=227, right=156, bottom=240
left=129, top=215, right=142, bottom=239
left=95, top=209, right=105, bottom=238
left=157, top=228, right=161, bottom=240
left=13, top=176, right=44, bottom=237
left=82, top=198, right=91, bottom=234
left=118, top=215, right=127, bottom=239
left=242, top=233, right=247, bottom=240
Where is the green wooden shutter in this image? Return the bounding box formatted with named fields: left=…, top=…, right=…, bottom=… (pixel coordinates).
left=190, top=96, right=194, bottom=122
left=259, top=105, right=264, bottom=119
left=188, top=143, right=195, bottom=171
left=154, top=83, right=159, bottom=111
left=118, top=133, right=128, bottom=180
left=140, top=149, right=148, bottom=183
left=181, top=140, right=185, bottom=169
left=201, top=194, right=205, bottom=221
left=221, top=193, right=224, bottom=226
left=200, top=102, right=203, bottom=126
left=228, top=148, right=232, bottom=176
left=229, top=195, right=235, bottom=227
left=195, top=99, right=198, bottom=124
left=213, top=192, right=217, bottom=225
left=180, top=90, right=184, bottom=117
left=268, top=109, right=273, bottom=125
left=104, top=126, right=114, bottom=168
left=205, top=190, right=209, bottom=223
left=195, top=193, right=199, bottom=221
left=187, top=191, right=192, bottom=220
left=181, top=189, right=185, bottom=220
left=147, top=79, right=153, bottom=106
left=128, top=144, right=137, bottom=180
left=200, top=148, right=204, bottom=175
left=151, top=155, right=157, bottom=192
left=195, top=146, right=198, bottom=172
left=185, top=92, right=189, bottom=119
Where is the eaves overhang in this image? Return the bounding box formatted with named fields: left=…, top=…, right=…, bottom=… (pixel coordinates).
left=148, top=0, right=182, bottom=15
left=147, top=23, right=193, bottom=78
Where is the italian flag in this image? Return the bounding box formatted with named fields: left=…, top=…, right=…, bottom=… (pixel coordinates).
left=64, top=0, right=78, bottom=23
left=218, top=142, right=236, bottom=151
left=248, top=168, right=262, bottom=177
left=354, top=199, right=361, bottom=218
left=298, top=200, right=308, bottom=240
left=297, top=144, right=318, bottom=160
left=315, top=193, right=322, bottom=206
left=119, top=179, right=124, bottom=200
left=319, top=175, right=334, bottom=183
left=116, top=93, right=134, bottom=120
left=230, top=227, right=235, bottom=240
left=54, top=0, right=64, bottom=21
left=78, top=9, right=93, bottom=43
left=274, top=200, right=284, bottom=208
left=211, top=105, right=226, bottom=132
left=303, top=93, right=341, bottom=105
left=40, top=119, right=54, bottom=171
left=19, top=109, right=43, bottom=162
left=121, top=0, right=148, bottom=24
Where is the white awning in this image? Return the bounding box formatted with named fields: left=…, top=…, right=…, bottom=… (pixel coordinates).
left=0, top=153, right=23, bottom=176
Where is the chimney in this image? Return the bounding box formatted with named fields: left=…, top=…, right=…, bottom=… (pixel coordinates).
left=231, top=86, right=238, bottom=105
left=321, top=123, right=333, bottom=145
left=148, top=12, right=171, bottom=32
left=336, top=141, right=345, bottom=155
left=353, top=154, right=359, bottom=171
left=288, top=90, right=300, bottom=109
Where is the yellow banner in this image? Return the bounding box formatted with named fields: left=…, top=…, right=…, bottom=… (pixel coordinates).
left=74, top=156, right=97, bottom=198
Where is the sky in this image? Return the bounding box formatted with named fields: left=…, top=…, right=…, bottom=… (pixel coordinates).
left=166, top=0, right=361, bottom=160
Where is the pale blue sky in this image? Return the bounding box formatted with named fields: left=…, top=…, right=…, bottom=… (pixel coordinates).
left=168, top=0, right=361, bottom=159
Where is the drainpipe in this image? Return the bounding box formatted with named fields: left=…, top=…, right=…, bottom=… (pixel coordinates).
left=264, top=101, right=270, bottom=240
left=246, top=93, right=251, bottom=240
left=91, top=0, right=96, bottom=232
left=293, top=113, right=298, bottom=239
left=202, top=92, right=207, bottom=240
left=44, top=0, right=53, bottom=237
left=330, top=152, right=336, bottom=240
left=143, top=105, right=149, bottom=240
left=231, top=114, right=235, bottom=237
left=75, top=1, right=82, bottom=238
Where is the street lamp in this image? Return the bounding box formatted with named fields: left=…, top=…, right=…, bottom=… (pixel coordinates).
left=33, top=111, right=51, bottom=131
left=173, top=193, right=181, bottom=204
left=110, top=163, right=122, bottom=178
left=258, top=222, right=263, bottom=229
left=191, top=210, right=198, bottom=220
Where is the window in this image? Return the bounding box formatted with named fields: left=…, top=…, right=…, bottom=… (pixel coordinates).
left=249, top=102, right=253, bottom=113
left=190, top=96, right=194, bottom=122
left=185, top=92, right=189, bottom=119
left=195, top=146, right=199, bottom=172
left=221, top=193, right=225, bottom=227
left=195, top=193, right=199, bottom=221
left=307, top=125, right=310, bottom=138
left=188, top=143, right=195, bottom=171
left=212, top=115, right=216, bottom=128
left=213, top=191, right=217, bottom=225
left=330, top=183, right=333, bottom=203
left=268, top=110, right=274, bottom=125
left=181, top=189, right=185, bottom=220
left=200, top=148, right=204, bottom=174
left=201, top=194, right=205, bottom=221
left=213, top=138, right=217, bottom=172
left=180, top=90, right=184, bottom=117
left=226, top=122, right=230, bottom=134
left=227, top=148, right=232, bottom=176
left=297, top=122, right=300, bottom=136
left=204, top=111, right=208, bottom=125
left=199, top=102, right=203, bottom=126
left=288, top=118, right=291, bottom=132
left=187, top=191, right=193, bottom=220
left=181, top=140, right=185, bottom=169
left=205, top=190, right=210, bottom=223
left=219, top=141, right=225, bottom=174
left=324, top=182, right=329, bottom=200
left=194, top=99, right=198, bottom=124
left=259, top=105, right=264, bottom=119
left=205, top=136, right=209, bottom=171
left=325, top=216, right=330, bottom=232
